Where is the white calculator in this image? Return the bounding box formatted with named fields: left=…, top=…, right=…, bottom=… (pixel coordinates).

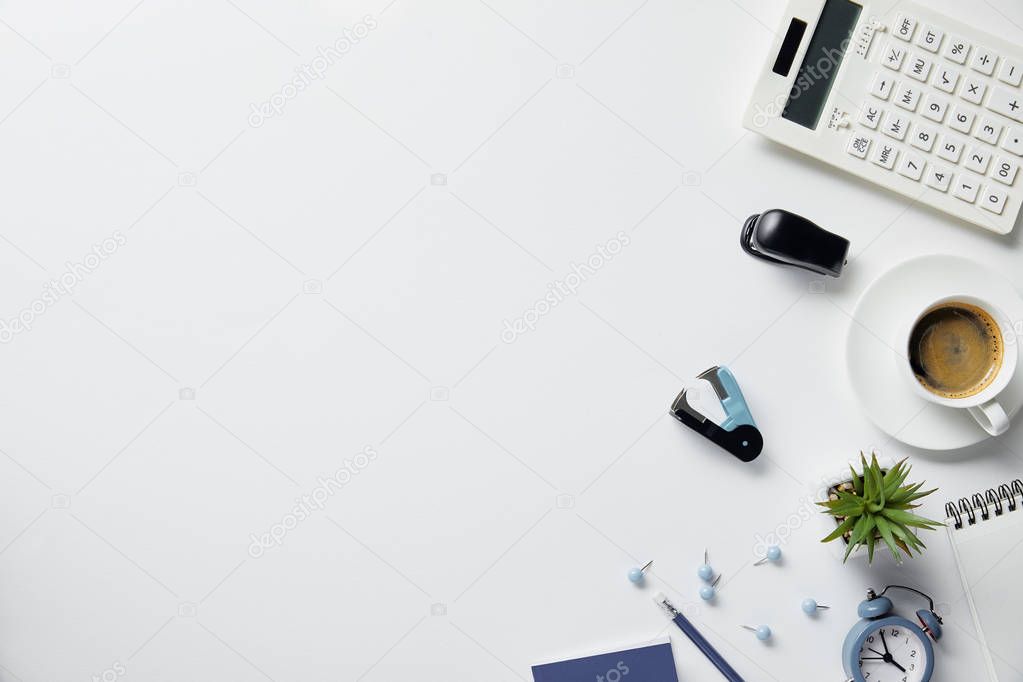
left=743, top=0, right=1023, bottom=234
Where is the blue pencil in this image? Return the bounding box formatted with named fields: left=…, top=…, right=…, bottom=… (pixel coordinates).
left=653, top=593, right=746, bottom=682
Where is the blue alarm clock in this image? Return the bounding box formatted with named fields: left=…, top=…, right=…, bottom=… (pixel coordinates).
left=842, top=585, right=943, bottom=682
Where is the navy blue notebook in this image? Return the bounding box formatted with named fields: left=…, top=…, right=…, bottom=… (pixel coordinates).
left=531, top=638, right=679, bottom=682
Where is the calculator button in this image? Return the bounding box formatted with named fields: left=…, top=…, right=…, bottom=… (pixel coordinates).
left=953, top=176, right=982, bottom=203
left=847, top=134, right=872, bottom=159
left=871, top=142, right=898, bottom=170
left=897, top=152, right=926, bottom=180
left=987, top=87, right=1023, bottom=123
left=1003, top=126, right=1023, bottom=156
left=943, top=36, right=970, bottom=65
left=909, top=122, right=938, bottom=152
left=895, top=83, right=922, bottom=111
left=921, top=93, right=950, bottom=122
left=906, top=54, right=932, bottom=82
left=993, top=157, right=1020, bottom=185
left=893, top=14, right=916, bottom=41
left=975, top=117, right=1004, bottom=145
left=937, top=135, right=966, bottom=163
left=979, top=185, right=1009, bottom=214
left=925, top=164, right=954, bottom=192
left=933, top=65, right=960, bottom=94
left=858, top=103, right=884, bottom=130
left=870, top=72, right=895, bottom=100
left=914, top=25, right=943, bottom=53
left=999, top=58, right=1023, bottom=87
left=964, top=146, right=991, bottom=174
left=949, top=106, right=976, bottom=134
left=882, top=112, right=909, bottom=141
left=961, top=77, right=987, bottom=105
left=970, top=47, right=998, bottom=76
left=883, top=42, right=907, bottom=70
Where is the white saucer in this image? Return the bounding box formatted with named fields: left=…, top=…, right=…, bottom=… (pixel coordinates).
left=847, top=254, right=1023, bottom=451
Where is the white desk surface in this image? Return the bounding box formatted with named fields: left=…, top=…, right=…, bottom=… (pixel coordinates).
left=1, top=1, right=1022, bottom=680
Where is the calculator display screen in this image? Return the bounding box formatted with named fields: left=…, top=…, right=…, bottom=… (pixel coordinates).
left=782, top=0, right=862, bottom=129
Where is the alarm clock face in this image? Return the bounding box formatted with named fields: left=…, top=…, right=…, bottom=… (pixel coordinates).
left=856, top=622, right=929, bottom=682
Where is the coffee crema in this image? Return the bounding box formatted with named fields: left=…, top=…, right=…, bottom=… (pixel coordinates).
left=908, top=301, right=1003, bottom=400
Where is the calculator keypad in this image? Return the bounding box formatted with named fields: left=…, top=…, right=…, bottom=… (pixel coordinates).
left=848, top=11, right=1021, bottom=215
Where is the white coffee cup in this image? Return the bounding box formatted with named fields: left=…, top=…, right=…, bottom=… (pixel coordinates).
left=899, top=295, right=1018, bottom=436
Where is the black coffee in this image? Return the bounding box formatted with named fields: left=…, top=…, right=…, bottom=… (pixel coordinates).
left=908, top=302, right=1003, bottom=399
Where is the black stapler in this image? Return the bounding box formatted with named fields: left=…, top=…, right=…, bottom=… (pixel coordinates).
left=741, top=209, right=850, bottom=277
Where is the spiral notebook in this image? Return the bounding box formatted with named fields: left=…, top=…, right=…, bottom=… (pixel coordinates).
left=945, top=479, right=1023, bottom=682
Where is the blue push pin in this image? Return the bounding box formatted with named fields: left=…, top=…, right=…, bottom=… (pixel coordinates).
left=699, top=574, right=721, bottom=601
left=754, top=545, right=782, bottom=566
left=628, top=560, right=653, bottom=585
left=742, top=624, right=772, bottom=641
left=801, top=598, right=830, bottom=615
left=697, top=549, right=714, bottom=582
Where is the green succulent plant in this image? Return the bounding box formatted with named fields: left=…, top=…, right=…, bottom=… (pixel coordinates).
left=818, top=452, right=943, bottom=563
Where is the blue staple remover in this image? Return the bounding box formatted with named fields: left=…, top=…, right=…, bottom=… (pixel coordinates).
left=670, top=366, right=762, bottom=462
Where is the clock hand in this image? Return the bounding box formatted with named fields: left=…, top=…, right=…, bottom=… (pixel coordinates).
left=870, top=639, right=908, bottom=673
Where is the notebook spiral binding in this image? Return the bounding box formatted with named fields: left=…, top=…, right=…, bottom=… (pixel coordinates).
left=945, top=479, right=1023, bottom=530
